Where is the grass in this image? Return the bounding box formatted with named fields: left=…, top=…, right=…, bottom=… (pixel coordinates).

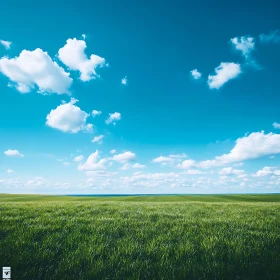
left=0, top=194, right=280, bottom=279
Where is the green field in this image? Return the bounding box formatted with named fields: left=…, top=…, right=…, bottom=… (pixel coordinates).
left=1, top=194, right=280, bottom=279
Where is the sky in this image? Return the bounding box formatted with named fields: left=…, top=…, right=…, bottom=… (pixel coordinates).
left=1, top=0, right=280, bottom=194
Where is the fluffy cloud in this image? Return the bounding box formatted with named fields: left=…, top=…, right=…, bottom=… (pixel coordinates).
left=110, top=149, right=116, bottom=154
left=132, top=163, right=146, bottom=169
left=7, top=169, right=14, bottom=174
left=78, top=150, right=107, bottom=171
left=152, top=156, right=173, bottom=163
left=92, top=135, right=104, bottom=144
left=199, top=131, right=280, bottom=167
left=177, top=159, right=196, bottom=169
left=208, top=62, right=241, bottom=89
left=58, top=38, right=106, bottom=81
left=46, top=98, right=92, bottom=133
left=105, top=112, right=121, bottom=125
left=190, top=69, right=202, bottom=80
left=0, top=40, right=12, bottom=50
left=74, top=155, right=84, bottom=162
left=273, top=122, right=280, bottom=129
left=259, top=30, right=280, bottom=43
left=121, top=76, right=128, bottom=85
left=92, top=110, right=102, bottom=117
left=0, top=48, right=72, bottom=94
left=4, top=149, right=24, bottom=157
left=112, top=151, right=136, bottom=163
left=230, top=36, right=255, bottom=58
left=253, top=167, right=274, bottom=177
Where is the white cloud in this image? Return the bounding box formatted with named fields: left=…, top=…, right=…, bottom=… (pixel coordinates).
left=169, top=153, right=188, bottom=158
left=78, top=150, right=107, bottom=171
left=63, top=162, right=70, bottom=166
left=208, top=62, right=241, bottom=89
left=92, top=110, right=102, bottom=117
left=259, top=30, right=280, bottom=43
left=253, top=167, right=274, bottom=177
left=219, top=167, right=244, bottom=176
left=58, top=38, right=106, bottom=81
left=92, top=135, right=104, bottom=144
left=46, top=98, right=92, bottom=133
left=177, top=159, right=196, bottom=169
left=105, top=112, right=121, bottom=125
left=233, top=162, right=244, bottom=167
left=120, top=163, right=130, bottom=170
left=0, top=48, right=72, bottom=94
left=253, top=167, right=280, bottom=177
left=83, top=123, right=93, bottom=132
left=230, top=36, right=255, bottom=57
left=182, top=169, right=204, bottom=175
left=273, top=122, right=280, bottom=129
left=4, top=149, right=24, bottom=157
left=152, top=156, right=173, bottom=163
left=199, top=131, right=280, bottom=167
left=82, top=34, right=86, bottom=40
left=26, top=177, right=44, bottom=187
left=0, top=40, right=12, bottom=50
left=190, top=69, right=202, bottom=80
left=121, top=76, right=128, bottom=85
left=74, top=155, right=84, bottom=162
left=132, top=163, right=146, bottom=169
left=110, top=149, right=116, bottom=154
left=7, top=169, right=14, bottom=174
left=121, top=172, right=179, bottom=183
left=112, top=151, right=136, bottom=163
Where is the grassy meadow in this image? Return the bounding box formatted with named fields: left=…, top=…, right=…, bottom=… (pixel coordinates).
left=0, top=194, right=280, bottom=279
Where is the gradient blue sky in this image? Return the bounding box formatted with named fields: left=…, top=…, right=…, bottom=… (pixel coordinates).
left=1, top=0, right=280, bottom=194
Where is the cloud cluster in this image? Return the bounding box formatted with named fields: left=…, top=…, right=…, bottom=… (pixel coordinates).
left=199, top=131, right=280, bottom=167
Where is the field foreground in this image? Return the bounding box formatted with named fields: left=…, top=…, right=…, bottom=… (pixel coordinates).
left=0, top=194, right=280, bottom=279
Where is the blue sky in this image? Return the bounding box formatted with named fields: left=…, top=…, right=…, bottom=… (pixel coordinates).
left=1, top=0, right=280, bottom=194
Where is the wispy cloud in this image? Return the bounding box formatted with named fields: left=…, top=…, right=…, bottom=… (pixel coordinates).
left=0, top=40, right=12, bottom=50
left=259, top=30, right=280, bottom=43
